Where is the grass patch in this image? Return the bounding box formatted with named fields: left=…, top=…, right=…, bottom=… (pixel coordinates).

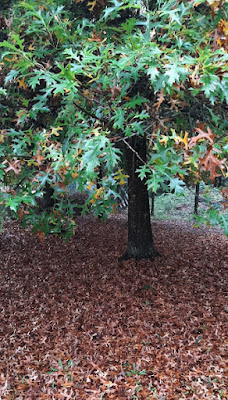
left=151, top=185, right=228, bottom=224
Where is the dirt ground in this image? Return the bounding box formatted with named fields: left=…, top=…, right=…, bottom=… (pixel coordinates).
left=0, top=216, right=227, bottom=399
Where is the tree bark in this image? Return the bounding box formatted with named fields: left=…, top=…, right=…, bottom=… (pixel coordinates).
left=119, top=135, right=159, bottom=261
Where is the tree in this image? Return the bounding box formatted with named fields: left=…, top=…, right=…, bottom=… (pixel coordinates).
left=0, top=0, right=227, bottom=258
left=120, top=135, right=159, bottom=260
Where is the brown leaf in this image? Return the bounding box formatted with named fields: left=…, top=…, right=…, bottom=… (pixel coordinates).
left=189, top=126, right=215, bottom=146
left=3, top=158, right=21, bottom=175
left=199, top=146, right=225, bottom=182
left=154, top=89, right=165, bottom=111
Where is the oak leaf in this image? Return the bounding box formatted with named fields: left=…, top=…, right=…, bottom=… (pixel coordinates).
left=189, top=126, right=215, bottom=146
left=35, top=148, right=45, bottom=166
left=36, top=230, right=45, bottom=243
left=154, top=89, right=165, bottom=111
left=17, top=76, right=27, bottom=90
left=88, top=0, right=96, bottom=11
left=3, top=158, right=21, bottom=174
left=199, top=146, right=225, bottom=182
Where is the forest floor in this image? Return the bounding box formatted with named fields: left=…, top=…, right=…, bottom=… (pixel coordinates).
left=0, top=215, right=227, bottom=400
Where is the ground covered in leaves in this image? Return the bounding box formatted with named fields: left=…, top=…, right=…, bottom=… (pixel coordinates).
left=0, top=216, right=227, bottom=400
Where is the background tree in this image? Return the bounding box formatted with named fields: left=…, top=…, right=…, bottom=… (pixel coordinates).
left=0, top=0, right=227, bottom=258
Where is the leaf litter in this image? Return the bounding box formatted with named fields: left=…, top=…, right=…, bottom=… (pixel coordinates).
left=0, top=215, right=227, bottom=399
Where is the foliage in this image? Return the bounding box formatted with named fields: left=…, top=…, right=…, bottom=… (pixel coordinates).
left=0, top=0, right=227, bottom=236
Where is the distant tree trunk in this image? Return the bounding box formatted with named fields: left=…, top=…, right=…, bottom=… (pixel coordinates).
left=151, top=191, right=155, bottom=216
left=215, top=176, right=222, bottom=187
left=96, top=165, right=103, bottom=219
left=119, top=135, right=159, bottom=261
left=194, top=182, right=200, bottom=215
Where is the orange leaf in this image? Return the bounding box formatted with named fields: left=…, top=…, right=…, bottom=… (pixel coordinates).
left=199, top=147, right=225, bottom=182
left=222, top=187, right=228, bottom=199
left=35, top=148, right=45, bottom=166
left=18, top=208, right=24, bottom=221
left=36, top=230, right=45, bottom=243
left=112, top=203, right=117, bottom=214
left=88, top=30, right=103, bottom=42
left=17, top=77, right=27, bottom=90
left=170, top=97, right=179, bottom=111
left=189, top=126, right=215, bottom=146
left=154, top=89, right=165, bottom=111
left=3, top=158, right=21, bottom=175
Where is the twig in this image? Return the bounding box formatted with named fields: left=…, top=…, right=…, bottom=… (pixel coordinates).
left=122, top=138, right=147, bottom=166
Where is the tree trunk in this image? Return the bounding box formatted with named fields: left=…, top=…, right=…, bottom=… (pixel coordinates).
left=36, top=183, right=55, bottom=211
left=194, top=182, right=200, bottom=215
left=119, top=135, right=159, bottom=261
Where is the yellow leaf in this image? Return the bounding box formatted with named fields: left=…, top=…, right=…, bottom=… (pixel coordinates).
left=114, top=169, right=129, bottom=184
left=94, top=187, right=104, bottom=199
left=27, top=159, right=38, bottom=167
left=87, top=181, right=95, bottom=190
left=182, top=131, right=189, bottom=149
left=91, top=127, right=101, bottom=136
left=159, top=135, right=169, bottom=145
left=4, top=56, right=17, bottom=62
left=17, top=77, right=27, bottom=90
left=174, top=131, right=189, bottom=149
left=88, top=76, right=97, bottom=83
left=28, top=43, right=35, bottom=50
left=50, top=126, right=63, bottom=136
left=87, top=0, right=96, bottom=11
left=83, top=89, right=90, bottom=96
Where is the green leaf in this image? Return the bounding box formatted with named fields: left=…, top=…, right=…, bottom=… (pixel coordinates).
left=124, top=95, right=147, bottom=109
left=5, top=198, right=21, bottom=213
left=169, top=177, right=185, bottom=194
left=28, top=70, right=44, bottom=89
left=113, top=108, right=125, bottom=129
left=147, top=173, right=164, bottom=193
left=0, top=88, right=7, bottom=96
left=102, top=0, right=124, bottom=20
left=147, top=64, right=159, bottom=82
left=165, top=63, right=187, bottom=86
left=11, top=34, right=24, bottom=50
left=5, top=70, right=19, bottom=85
left=0, top=41, right=19, bottom=52
left=121, top=18, right=136, bottom=34
left=220, top=215, right=228, bottom=236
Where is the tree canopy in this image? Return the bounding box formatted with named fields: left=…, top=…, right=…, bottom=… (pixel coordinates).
left=0, top=0, right=227, bottom=241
